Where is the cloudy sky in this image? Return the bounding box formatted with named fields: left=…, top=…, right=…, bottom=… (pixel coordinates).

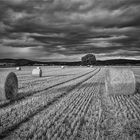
left=0, top=0, right=140, bottom=61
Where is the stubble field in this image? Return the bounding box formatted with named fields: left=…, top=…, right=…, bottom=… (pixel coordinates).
left=0, top=66, right=140, bottom=140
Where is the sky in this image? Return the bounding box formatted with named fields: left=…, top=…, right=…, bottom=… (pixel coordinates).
left=0, top=0, right=140, bottom=61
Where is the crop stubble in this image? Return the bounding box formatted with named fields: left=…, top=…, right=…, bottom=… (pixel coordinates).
left=0, top=66, right=140, bottom=140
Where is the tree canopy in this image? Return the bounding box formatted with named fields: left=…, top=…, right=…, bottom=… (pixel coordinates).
left=81, top=54, right=96, bottom=65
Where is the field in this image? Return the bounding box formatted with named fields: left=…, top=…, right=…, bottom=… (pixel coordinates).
left=0, top=66, right=140, bottom=140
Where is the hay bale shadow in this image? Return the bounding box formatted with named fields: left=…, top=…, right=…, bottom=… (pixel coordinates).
left=135, top=81, right=140, bottom=94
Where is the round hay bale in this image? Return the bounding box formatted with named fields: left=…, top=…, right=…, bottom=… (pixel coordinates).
left=105, top=68, right=135, bottom=96
left=0, top=72, right=18, bottom=100
left=36, top=67, right=41, bottom=69
left=16, top=67, right=21, bottom=71
left=61, top=66, right=64, bottom=69
left=32, top=69, right=42, bottom=77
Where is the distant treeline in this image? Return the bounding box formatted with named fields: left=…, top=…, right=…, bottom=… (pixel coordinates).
left=0, top=58, right=140, bottom=67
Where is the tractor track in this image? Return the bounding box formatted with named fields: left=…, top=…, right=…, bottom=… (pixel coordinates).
left=0, top=68, right=98, bottom=108
left=0, top=68, right=101, bottom=139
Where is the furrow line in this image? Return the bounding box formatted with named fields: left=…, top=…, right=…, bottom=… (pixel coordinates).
left=0, top=68, right=101, bottom=139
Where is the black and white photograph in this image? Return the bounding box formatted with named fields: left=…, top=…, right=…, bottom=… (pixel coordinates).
left=0, top=0, right=140, bottom=139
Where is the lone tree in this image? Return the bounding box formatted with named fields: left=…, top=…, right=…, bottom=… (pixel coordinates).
left=81, top=54, right=96, bottom=65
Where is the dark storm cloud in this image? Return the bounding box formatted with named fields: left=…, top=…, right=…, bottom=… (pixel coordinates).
left=0, top=0, right=140, bottom=60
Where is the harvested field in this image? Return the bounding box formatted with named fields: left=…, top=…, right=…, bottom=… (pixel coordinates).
left=0, top=66, right=140, bottom=140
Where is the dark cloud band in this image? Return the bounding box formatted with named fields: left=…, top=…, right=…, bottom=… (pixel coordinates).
left=0, top=0, right=140, bottom=60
